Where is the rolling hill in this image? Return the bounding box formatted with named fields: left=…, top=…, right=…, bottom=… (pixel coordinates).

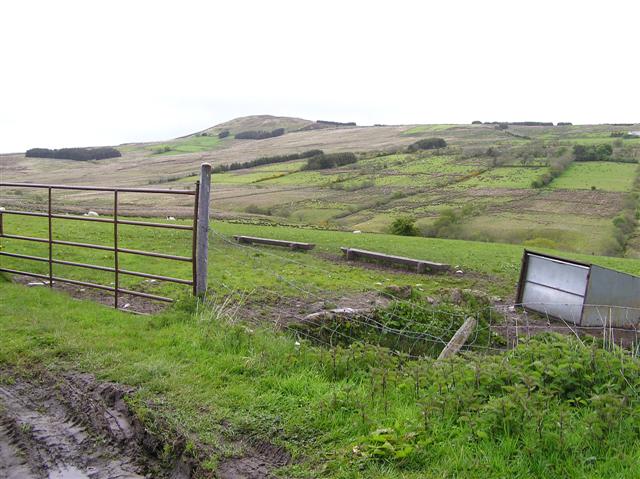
left=1, top=115, right=639, bottom=258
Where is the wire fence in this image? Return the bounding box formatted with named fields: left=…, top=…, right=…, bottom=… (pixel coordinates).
left=206, top=228, right=640, bottom=359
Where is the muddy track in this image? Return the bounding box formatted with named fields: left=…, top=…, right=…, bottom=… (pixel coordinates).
left=0, top=369, right=293, bottom=479
left=0, top=370, right=189, bottom=479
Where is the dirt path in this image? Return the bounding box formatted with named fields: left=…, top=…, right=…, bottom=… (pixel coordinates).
left=0, top=371, right=182, bottom=479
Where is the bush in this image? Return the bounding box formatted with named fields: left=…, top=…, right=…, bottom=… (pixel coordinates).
left=302, top=152, right=357, bottom=171
left=389, top=216, right=419, bottom=236
left=25, top=147, right=121, bottom=161
left=407, top=138, right=447, bottom=152
left=471, top=120, right=482, bottom=124
left=218, top=130, right=230, bottom=139
left=235, top=128, right=285, bottom=140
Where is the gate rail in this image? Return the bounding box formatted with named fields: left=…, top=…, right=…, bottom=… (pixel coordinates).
left=0, top=164, right=211, bottom=308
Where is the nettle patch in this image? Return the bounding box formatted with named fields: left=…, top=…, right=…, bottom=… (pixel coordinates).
left=353, top=334, right=640, bottom=470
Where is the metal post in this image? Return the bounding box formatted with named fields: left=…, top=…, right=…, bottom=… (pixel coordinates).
left=114, top=190, right=119, bottom=308
left=48, top=187, right=53, bottom=288
left=195, top=163, right=211, bottom=296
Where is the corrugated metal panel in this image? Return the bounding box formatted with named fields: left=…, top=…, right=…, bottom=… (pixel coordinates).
left=582, top=265, right=640, bottom=327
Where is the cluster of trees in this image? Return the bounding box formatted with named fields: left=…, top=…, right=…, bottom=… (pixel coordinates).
left=482, top=121, right=555, bottom=127
left=211, top=150, right=323, bottom=174
left=407, top=138, right=447, bottom=152
left=316, top=120, right=356, bottom=127
left=573, top=144, right=613, bottom=162
left=302, top=152, right=357, bottom=170
left=235, top=128, right=285, bottom=140
left=25, top=147, right=121, bottom=161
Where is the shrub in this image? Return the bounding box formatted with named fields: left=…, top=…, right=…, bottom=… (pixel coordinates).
left=25, top=147, right=121, bottom=161
left=471, top=120, right=482, bottom=124
left=218, top=130, right=230, bottom=139
left=407, top=138, right=447, bottom=152
left=389, top=216, right=419, bottom=236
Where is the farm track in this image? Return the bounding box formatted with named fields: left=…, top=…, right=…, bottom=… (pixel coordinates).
left=0, top=371, right=162, bottom=479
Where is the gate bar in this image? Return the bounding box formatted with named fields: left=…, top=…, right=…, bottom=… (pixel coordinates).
left=0, top=234, right=192, bottom=261
left=0, top=268, right=174, bottom=302
left=0, top=252, right=192, bottom=285
left=0, top=182, right=195, bottom=195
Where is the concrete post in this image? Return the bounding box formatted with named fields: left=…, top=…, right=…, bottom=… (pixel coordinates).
left=195, top=163, right=211, bottom=296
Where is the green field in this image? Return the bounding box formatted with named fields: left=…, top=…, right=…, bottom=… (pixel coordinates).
left=146, top=134, right=223, bottom=155
left=551, top=162, right=638, bottom=192
left=2, top=214, right=638, bottom=302
left=4, top=115, right=640, bottom=478
left=2, top=213, right=640, bottom=477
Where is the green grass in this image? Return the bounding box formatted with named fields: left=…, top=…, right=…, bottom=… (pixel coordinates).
left=2, top=281, right=640, bottom=478
left=551, top=162, right=637, bottom=192
left=457, top=166, right=551, bottom=189
left=2, top=215, right=638, bottom=302
left=146, top=135, right=223, bottom=156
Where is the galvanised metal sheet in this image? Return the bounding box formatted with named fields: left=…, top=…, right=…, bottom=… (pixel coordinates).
left=582, top=265, right=640, bottom=327
left=519, top=252, right=589, bottom=324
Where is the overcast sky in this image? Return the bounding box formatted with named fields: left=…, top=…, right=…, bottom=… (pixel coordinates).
left=1, top=0, right=638, bottom=153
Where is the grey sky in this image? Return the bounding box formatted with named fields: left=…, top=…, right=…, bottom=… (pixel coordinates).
left=1, top=0, right=638, bottom=153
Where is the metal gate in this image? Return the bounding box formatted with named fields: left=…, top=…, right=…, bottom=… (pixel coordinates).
left=0, top=164, right=211, bottom=309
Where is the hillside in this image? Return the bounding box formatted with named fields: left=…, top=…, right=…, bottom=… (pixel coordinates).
left=1, top=116, right=639, bottom=258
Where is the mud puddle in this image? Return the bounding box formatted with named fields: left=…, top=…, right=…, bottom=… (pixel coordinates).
left=0, top=370, right=186, bottom=479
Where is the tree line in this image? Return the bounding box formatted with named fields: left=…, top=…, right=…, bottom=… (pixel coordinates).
left=235, top=128, right=285, bottom=140
left=211, top=150, right=323, bottom=174
left=407, top=138, right=447, bottom=152
left=25, top=147, right=121, bottom=161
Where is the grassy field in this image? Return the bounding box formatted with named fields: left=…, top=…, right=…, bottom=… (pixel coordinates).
left=2, top=214, right=639, bottom=303
left=550, top=162, right=638, bottom=192
left=2, top=199, right=640, bottom=477
left=2, top=269, right=640, bottom=477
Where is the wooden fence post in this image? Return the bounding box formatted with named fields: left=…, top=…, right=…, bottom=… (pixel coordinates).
left=437, top=316, right=477, bottom=361
left=195, top=163, right=211, bottom=296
